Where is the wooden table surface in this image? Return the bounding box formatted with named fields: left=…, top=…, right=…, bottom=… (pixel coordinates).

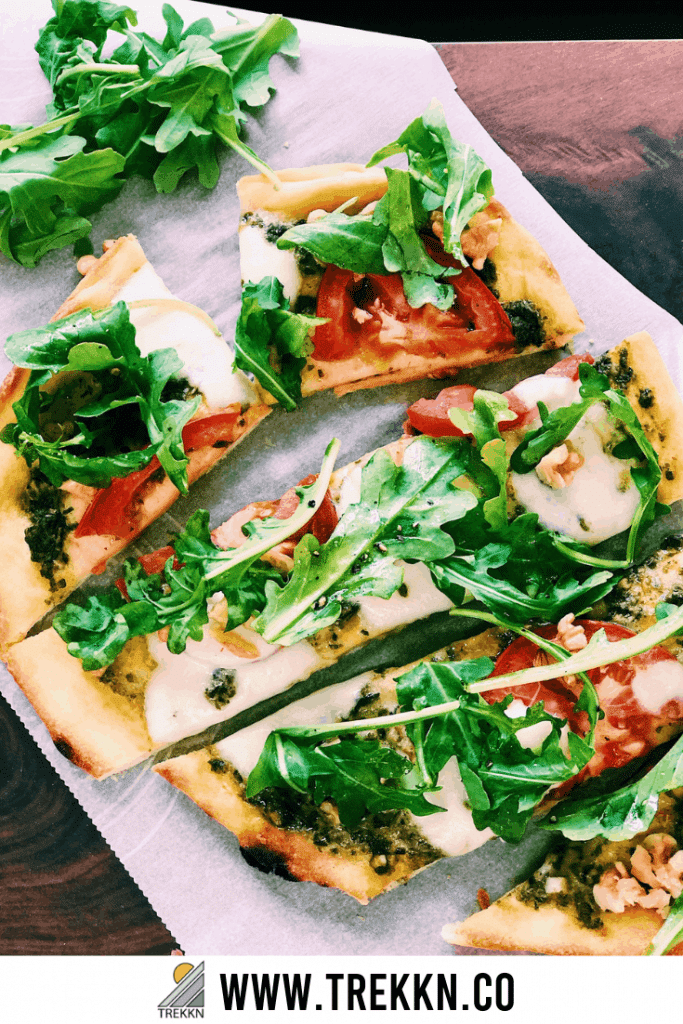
left=2, top=39, right=683, bottom=956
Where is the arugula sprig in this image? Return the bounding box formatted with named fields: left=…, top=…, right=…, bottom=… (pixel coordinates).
left=1, top=302, right=200, bottom=491
left=276, top=99, right=492, bottom=313
left=1, top=2, right=297, bottom=265
left=53, top=438, right=341, bottom=669
left=233, top=277, right=328, bottom=410
left=510, top=362, right=667, bottom=569
left=253, top=436, right=478, bottom=646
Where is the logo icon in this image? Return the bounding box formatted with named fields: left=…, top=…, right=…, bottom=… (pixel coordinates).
left=158, top=962, right=205, bottom=1018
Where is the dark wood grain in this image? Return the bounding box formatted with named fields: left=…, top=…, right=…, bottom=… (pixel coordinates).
left=2, top=38, right=682, bottom=956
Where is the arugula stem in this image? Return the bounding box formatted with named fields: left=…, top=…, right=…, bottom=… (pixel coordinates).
left=0, top=113, right=80, bottom=154
left=202, top=437, right=340, bottom=585
left=467, top=605, right=683, bottom=694
left=213, top=127, right=281, bottom=189
left=56, top=62, right=142, bottom=82
left=551, top=539, right=632, bottom=571
left=279, top=700, right=464, bottom=740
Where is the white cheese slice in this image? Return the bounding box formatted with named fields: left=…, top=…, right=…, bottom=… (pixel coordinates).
left=630, top=659, right=683, bottom=714
left=215, top=673, right=375, bottom=777
left=239, top=223, right=302, bottom=306
left=357, top=560, right=453, bottom=632
left=508, top=375, right=641, bottom=544
left=144, top=627, right=324, bottom=745
left=114, top=261, right=259, bottom=410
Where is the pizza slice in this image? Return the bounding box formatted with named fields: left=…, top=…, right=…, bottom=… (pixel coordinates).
left=441, top=791, right=683, bottom=956
left=235, top=101, right=585, bottom=403
left=0, top=236, right=271, bottom=653
left=5, top=334, right=682, bottom=779
left=153, top=552, right=683, bottom=904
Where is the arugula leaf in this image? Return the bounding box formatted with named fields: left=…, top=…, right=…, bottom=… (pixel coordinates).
left=0, top=134, right=124, bottom=266
left=233, top=277, right=328, bottom=411
left=541, top=731, right=683, bottom=842
left=367, top=98, right=493, bottom=266
left=53, top=439, right=340, bottom=667
left=277, top=210, right=388, bottom=275
left=253, top=436, right=477, bottom=646
left=430, top=513, right=617, bottom=624
left=245, top=733, right=441, bottom=830
left=2, top=302, right=199, bottom=492
left=276, top=101, right=491, bottom=313
left=2, top=3, right=297, bottom=265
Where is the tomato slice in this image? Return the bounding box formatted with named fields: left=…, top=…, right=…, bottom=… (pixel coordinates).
left=273, top=473, right=339, bottom=545
left=75, top=411, right=249, bottom=540
left=313, top=239, right=515, bottom=363
left=406, top=385, right=530, bottom=437
left=484, top=620, right=683, bottom=784
left=544, top=352, right=595, bottom=380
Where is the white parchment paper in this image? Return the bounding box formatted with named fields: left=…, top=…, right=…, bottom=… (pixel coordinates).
left=1, top=1, right=683, bottom=955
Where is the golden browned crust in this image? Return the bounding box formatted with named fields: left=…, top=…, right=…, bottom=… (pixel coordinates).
left=604, top=332, right=683, bottom=505
left=0, top=239, right=271, bottom=653
left=489, top=198, right=585, bottom=345
left=238, top=164, right=388, bottom=219
left=6, top=630, right=155, bottom=778
left=442, top=891, right=683, bottom=956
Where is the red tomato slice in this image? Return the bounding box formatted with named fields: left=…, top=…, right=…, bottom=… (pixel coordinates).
left=544, top=352, right=595, bottom=380
left=75, top=411, right=249, bottom=540
left=406, top=385, right=530, bottom=437
left=484, top=620, right=683, bottom=783
left=273, top=473, right=339, bottom=545
left=313, top=240, right=515, bottom=363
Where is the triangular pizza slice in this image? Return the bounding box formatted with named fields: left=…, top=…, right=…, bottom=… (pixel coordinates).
left=0, top=236, right=271, bottom=653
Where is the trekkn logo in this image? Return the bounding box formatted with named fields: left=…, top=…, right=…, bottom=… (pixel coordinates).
left=158, top=962, right=205, bottom=1018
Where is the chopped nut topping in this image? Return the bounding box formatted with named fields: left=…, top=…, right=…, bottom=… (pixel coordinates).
left=461, top=210, right=503, bottom=270
left=556, top=613, right=588, bottom=652
left=594, top=833, right=683, bottom=918
left=535, top=443, right=585, bottom=489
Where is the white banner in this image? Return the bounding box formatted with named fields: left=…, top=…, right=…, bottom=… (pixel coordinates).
left=1, top=954, right=679, bottom=1022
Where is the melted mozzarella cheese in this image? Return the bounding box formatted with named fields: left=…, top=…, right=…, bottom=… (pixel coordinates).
left=144, top=628, right=323, bottom=745
left=631, top=659, right=683, bottom=714
left=215, top=673, right=375, bottom=777
left=357, top=560, right=453, bottom=632
left=114, top=262, right=259, bottom=409
left=239, top=224, right=302, bottom=305
left=505, top=698, right=554, bottom=750
left=508, top=375, right=641, bottom=544
left=410, top=757, right=493, bottom=857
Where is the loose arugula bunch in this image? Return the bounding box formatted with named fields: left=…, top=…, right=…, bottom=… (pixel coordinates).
left=1, top=302, right=200, bottom=491
left=276, top=99, right=492, bottom=315
left=246, top=613, right=602, bottom=842
left=233, top=277, right=328, bottom=411
left=52, top=439, right=340, bottom=669
left=1, top=1, right=298, bottom=265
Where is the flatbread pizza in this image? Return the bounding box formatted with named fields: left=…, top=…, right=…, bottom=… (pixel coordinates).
left=0, top=236, right=271, bottom=653
left=234, top=102, right=585, bottom=402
